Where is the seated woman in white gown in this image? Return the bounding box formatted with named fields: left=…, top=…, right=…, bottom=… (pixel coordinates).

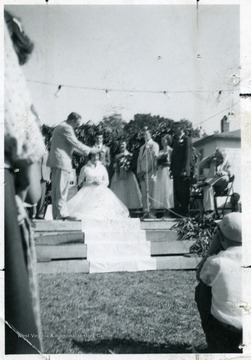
left=67, top=153, right=129, bottom=220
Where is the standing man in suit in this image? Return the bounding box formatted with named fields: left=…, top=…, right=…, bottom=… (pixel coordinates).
left=47, top=112, right=99, bottom=220
left=170, top=127, right=192, bottom=216
left=35, top=148, right=51, bottom=219
left=137, top=128, right=159, bottom=216
left=94, top=132, right=111, bottom=168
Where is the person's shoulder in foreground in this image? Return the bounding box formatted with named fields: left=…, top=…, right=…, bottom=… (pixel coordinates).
left=196, top=212, right=242, bottom=353
left=200, top=212, right=242, bottom=279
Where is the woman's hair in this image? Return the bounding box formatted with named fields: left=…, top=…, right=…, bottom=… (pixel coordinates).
left=144, top=128, right=152, bottom=135
left=120, top=139, right=126, bottom=145
left=161, top=134, right=172, bottom=145
left=5, top=10, right=34, bottom=65
left=88, top=152, right=100, bottom=161
left=95, top=132, right=103, bottom=137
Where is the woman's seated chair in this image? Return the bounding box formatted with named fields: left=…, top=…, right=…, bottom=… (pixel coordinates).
left=213, top=175, right=235, bottom=218
left=188, top=185, right=203, bottom=217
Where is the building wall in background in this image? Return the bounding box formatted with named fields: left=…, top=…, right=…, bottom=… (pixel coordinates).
left=193, top=137, right=241, bottom=198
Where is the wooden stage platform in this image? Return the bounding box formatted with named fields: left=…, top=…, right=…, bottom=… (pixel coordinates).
left=34, top=219, right=201, bottom=274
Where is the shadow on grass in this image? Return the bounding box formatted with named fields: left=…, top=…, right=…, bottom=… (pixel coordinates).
left=72, top=338, right=192, bottom=354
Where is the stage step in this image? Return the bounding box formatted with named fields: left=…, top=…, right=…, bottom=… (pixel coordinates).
left=33, top=220, right=82, bottom=232
left=33, top=219, right=200, bottom=273
left=84, top=231, right=146, bottom=243
left=37, top=259, right=89, bottom=274
left=146, top=230, right=178, bottom=242
left=82, top=218, right=155, bottom=273
left=89, top=257, right=156, bottom=273
left=82, top=218, right=141, bottom=233
left=36, top=244, right=87, bottom=261
left=156, top=255, right=201, bottom=270
left=86, top=238, right=151, bottom=259
left=145, top=228, right=195, bottom=257
left=33, top=220, right=86, bottom=274
left=151, top=239, right=194, bottom=256
left=140, top=219, right=178, bottom=230
left=34, top=232, right=84, bottom=245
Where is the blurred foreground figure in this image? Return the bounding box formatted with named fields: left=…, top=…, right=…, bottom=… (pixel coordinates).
left=36, top=147, right=51, bottom=219
left=4, top=10, right=44, bottom=354
left=195, top=213, right=242, bottom=353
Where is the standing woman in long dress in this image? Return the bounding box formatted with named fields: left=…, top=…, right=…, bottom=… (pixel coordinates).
left=4, top=10, right=44, bottom=353
left=152, top=134, right=174, bottom=216
left=110, top=140, right=142, bottom=210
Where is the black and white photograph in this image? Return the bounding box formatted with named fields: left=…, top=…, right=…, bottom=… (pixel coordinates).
left=1, top=0, right=251, bottom=357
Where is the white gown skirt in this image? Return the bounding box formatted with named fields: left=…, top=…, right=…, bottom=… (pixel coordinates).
left=67, top=184, right=129, bottom=220
left=152, top=166, right=174, bottom=209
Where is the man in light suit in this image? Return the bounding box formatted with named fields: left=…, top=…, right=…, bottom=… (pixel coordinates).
left=137, top=128, right=159, bottom=215
left=35, top=148, right=51, bottom=219
left=47, top=112, right=99, bottom=220
left=94, top=133, right=111, bottom=168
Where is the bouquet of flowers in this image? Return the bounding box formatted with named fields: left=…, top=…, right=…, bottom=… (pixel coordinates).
left=157, top=153, right=169, bottom=166
left=117, top=153, right=133, bottom=171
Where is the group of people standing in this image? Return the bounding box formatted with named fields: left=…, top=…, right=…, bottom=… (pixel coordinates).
left=136, top=126, right=194, bottom=218
left=45, top=116, right=194, bottom=221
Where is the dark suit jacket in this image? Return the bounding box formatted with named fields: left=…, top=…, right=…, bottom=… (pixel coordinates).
left=170, top=134, right=192, bottom=177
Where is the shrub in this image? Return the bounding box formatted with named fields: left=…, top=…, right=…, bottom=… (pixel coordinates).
left=171, top=215, right=217, bottom=257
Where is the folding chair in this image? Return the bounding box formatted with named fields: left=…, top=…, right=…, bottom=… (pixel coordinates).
left=188, top=186, right=203, bottom=217
left=214, top=175, right=235, bottom=218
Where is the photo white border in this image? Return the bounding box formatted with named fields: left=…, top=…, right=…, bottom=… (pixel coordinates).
left=0, top=0, right=250, bottom=359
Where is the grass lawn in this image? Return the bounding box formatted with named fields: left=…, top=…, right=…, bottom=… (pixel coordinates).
left=39, top=270, right=206, bottom=354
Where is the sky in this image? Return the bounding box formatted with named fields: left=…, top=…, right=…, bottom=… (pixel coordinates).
left=5, top=3, right=241, bottom=134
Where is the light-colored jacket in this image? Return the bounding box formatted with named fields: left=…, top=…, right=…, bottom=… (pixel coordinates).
left=47, top=121, right=90, bottom=171
left=95, top=144, right=111, bottom=167
left=137, top=140, right=159, bottom=178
